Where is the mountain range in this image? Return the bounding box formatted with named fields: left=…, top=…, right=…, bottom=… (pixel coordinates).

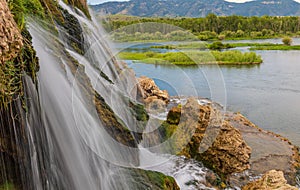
left=91, top=0, right=300, bottom=17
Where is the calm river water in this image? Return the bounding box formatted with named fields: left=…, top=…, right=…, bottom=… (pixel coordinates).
left=116, top=40, right=300, bottom=146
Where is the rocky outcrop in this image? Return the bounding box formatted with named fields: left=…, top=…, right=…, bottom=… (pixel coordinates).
left=160, top=98, right=251, bottom=179
left=242, top=170, right=298, bottom=190
left=227, top=113, right=300, bottom=186
left=65, top=0, right=90, bottom=18
left=0, top=0, right=23, bottom=63
left=138, top=76, right=169, bottom=104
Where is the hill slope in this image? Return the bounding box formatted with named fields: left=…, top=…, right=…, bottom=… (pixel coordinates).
left=91, top=0, right=300, bottom=17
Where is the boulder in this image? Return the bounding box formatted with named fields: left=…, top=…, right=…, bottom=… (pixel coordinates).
left=242, top=170, right=298, bottom=190
left=166, top=107, right=181, bottom=125
left=138, top=76, right=169, bottom=104
left=161, top=98, right=252, bottom=178
left=0, top=0, right=23, bottom=63
left=121, top=168, right=180, bottom=190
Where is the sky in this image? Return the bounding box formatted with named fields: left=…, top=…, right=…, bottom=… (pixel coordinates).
left=88, top=0, right=300, bottom=5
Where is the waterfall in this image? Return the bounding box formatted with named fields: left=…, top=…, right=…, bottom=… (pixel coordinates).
left=0, top=2, right=220, bottom=189
left=19, top=2, right=145, bottom=189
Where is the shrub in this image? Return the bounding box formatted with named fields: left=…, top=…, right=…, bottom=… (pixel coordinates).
left=262, top=29, right=268, bottom=36
left=236, top=30, right=245, bottom=37
left=282, top=37, right=292, bottom=46
left=198, top=35, right=209, bottom=41
left=218, top=34, right=225, bottom=40
left=208, top=41, right=233, bottom=50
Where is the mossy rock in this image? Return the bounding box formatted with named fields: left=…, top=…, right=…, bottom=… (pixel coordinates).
left=166, top=107, right=181, bottom=125
left=123, top=168, right=180, bottom=190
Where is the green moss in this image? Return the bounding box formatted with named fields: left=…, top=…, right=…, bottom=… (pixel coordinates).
left=0, top=182, right=15, bottom=190
left=129, top=101, right=149, bottom=122
left=125, top=168, right=179, bottom=190
left=8, top=0, right=45, bottom=30
left=94, top=92, right=137, bottom=147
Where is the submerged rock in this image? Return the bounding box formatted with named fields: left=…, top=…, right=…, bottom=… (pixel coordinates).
left=242, top=170, right=298, bottom=190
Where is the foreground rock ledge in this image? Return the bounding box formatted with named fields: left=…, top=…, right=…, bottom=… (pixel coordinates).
left=227, top=113, right=300, bottom=186
left=243, top=170, right=298, bottom=190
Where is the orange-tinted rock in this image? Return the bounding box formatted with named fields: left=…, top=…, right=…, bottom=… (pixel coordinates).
left=242, top=170, right=298, bottom=190
left=163, top=98, right=252, bottom=178
left=138, top=76, right=169, bottom=103
left=0, top=0, right=23, bottom=63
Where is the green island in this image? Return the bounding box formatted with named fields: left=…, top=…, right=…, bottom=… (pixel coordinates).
left=118, top=50, right=262, bottom=65
left=249, top=45, right=300, bottom=50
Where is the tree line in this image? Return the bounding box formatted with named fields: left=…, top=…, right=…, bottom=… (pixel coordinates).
left=103, top=14, right=300, bottom=40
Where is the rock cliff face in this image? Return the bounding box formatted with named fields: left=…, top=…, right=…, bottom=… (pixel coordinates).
left=242, top=170, right=298, bottom=190
left=65, top=0, right=90, bottom=18
left=0, top=0, right=23, bottom=63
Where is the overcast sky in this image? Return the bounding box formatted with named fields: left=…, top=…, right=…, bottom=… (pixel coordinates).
left=88, top=0, right=300, bottom=5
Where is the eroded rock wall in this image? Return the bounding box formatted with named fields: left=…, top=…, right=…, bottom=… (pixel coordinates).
left=0, top=0, right=23, bottom=63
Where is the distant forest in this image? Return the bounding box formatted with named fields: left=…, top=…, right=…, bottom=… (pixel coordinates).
left=102, top=14, right=300, bottom=40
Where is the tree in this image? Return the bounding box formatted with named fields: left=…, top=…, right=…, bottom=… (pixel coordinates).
left=282, top=37, right=292, bottom=46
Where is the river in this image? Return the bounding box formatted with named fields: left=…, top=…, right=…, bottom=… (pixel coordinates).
left=115, top=40, right=300, bottom=147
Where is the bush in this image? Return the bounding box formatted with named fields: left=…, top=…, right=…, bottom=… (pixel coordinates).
left=208, top=41, right=233, bottom=50
left=218, top=34, right=225, bottom=40
left=198, top=35, right=209, bottom=41
left=282, top=37, right=292, bottom=46
left=236, top=30, right=245, bottom=37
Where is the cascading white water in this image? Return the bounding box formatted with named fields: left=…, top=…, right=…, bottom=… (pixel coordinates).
left=25, top=3, right=142, bottom=188
left=28, top=23, right=133, bottom=189
left=22, top=2, right=227, bottom=190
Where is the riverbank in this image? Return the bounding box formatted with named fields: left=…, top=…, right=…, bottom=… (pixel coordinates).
left=137, top=76, right=300, bottom=189
left=151, top=41, right=300, bottom=51
left=118, top=51, right=262, bottom=65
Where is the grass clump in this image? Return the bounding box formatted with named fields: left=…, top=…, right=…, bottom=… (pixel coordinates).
left=0, top=182, right=15, bottom=190
left=250, top=45, right=300, bottom=50
left=207, top=41, right=233, bottom=50
left=282, top=37, right=292, bottom=46
left=8, top=0, right=45, bottom=30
